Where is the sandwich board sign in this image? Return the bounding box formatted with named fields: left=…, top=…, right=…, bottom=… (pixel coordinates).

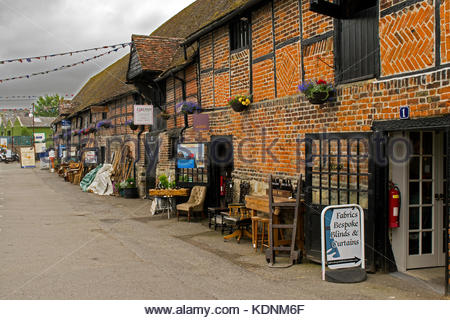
left=321, top=205, right=365, bottom=281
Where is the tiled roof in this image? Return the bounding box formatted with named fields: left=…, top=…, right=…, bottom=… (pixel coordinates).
left=156, top=42, right=199, bottom=80
left=70, top=54, right=137, bottom=116
left=17, top=115, right=56, bottom=128
left=131, top=35, right=183, bottom=72
left=151, top=0, right=250, bottom=39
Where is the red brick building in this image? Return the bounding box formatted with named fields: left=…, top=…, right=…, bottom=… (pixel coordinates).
left=142, top=0, right=449, bottom=292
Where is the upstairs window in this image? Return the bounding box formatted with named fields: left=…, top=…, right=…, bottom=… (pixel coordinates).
left=335, top=1, right=379, bottom=83
left=230, top=17, right=250, bottom=51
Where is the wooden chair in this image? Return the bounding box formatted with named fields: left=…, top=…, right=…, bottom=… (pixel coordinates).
left=223, top=204, right=252, bottom=243
left=176, top=186, right=207, bottom=222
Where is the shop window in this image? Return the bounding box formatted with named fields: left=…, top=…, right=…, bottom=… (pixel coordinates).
left=102, top=112, right=108, bottom=120
left=175, top=142, right=208, bottom=186
left=230, top=17, right=250, bottom=51
left=335, top=1, right=378, bottom=84
left=305, top=133, right=372, bottom=210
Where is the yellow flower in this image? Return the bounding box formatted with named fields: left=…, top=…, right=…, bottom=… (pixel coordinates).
left=239, top=98, right=243, bottom=102
left=246, top=99, right=250, bottom=104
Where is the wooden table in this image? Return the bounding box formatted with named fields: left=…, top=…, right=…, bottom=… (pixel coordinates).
left=149, top=188, right=190, bottom=197
left=245, top=195, right=304, bottom=251
left=149, top=188, right=190, bottom=218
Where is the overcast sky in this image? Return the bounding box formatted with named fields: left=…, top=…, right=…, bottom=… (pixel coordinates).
left=0, top=0, right=196, bottom=109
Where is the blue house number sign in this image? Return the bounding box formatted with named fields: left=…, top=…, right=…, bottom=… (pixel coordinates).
left=400, top=106, right=410, bottom=120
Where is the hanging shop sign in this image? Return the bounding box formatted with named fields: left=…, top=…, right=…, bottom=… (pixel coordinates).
left=20, top=147, right=36, bottom=168
left=133, top=105, right=153, bottom=125
left=0, top=138, right=8, bottom=147
left=34, top=133, right=45, bottom=143
left=321, top=205, right=365, bottom=280
left=193, top=114, right=210, bottom=131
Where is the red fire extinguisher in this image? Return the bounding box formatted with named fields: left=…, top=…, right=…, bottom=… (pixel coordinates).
left=389, top=182, right=401, bottom=228
left=220, top=176, right=225, bottom=196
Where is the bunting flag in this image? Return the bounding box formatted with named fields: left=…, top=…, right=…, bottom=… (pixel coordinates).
left=0, top=42, right=131, bottom=65
left=0, top=45, right=129, bottom=84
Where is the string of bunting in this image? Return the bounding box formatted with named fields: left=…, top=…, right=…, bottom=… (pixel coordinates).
left=0, top=42, right=131, bottom=65
left=0, top=94, right=74, bottom=100
left=0, top=44, right=130, bottom=84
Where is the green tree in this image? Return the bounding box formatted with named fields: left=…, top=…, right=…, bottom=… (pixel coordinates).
left=33, top=94, right=62, bottom=117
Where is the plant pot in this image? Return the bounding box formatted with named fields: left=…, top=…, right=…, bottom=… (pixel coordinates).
left=230, top=103, right=249, bottom=112
left=119, top=189, right=125, bottom=197
left=123, top=187, right=139, bottom=199
left=308, top=91, right=329, bottom=105
left=129, top=124, right=138, bottom=131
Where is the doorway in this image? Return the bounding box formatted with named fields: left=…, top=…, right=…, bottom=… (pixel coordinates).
left=391, top=131, right=446, bottom=270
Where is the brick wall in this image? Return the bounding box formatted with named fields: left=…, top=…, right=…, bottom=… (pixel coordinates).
left=441, top=0, right=450, bottom=64
left=380, top=0, right=435, bottom=76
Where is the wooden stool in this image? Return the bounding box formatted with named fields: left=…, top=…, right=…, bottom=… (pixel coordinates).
left=252, top=217, right=270, bottom=252
left=251, top=216, right=261, bottom=250
left=259, top=217, right=270, bottom=252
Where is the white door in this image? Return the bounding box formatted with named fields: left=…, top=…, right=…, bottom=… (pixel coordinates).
left=406, top=131, right=446, bottom=269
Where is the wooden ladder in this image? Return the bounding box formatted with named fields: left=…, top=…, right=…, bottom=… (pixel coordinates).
left=265, top=174, right=303, bottom=268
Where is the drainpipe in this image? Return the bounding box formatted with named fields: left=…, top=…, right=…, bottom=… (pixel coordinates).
left=179, top=113, right=189, bottom=143
left=133, top=125, right=145, bottom=180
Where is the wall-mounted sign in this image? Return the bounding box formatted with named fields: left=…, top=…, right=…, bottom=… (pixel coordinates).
left=20, top=147, right=36, bottom=168
left=34, top=133, right=45, bottom=143
left=91, top=106, right=109, bottom=113
left=193, top=114, right=210, bottom=131
left=400, top=106, right=410, bottom=120
left=61, top=120, right=71, bottom=129
left=84, top=150, right=98, bottom=164
left=321, top=205, right=365, bottom=281
left=133, top=105, right=153, bottom=125
left=0, top=138, right=7, bottom=147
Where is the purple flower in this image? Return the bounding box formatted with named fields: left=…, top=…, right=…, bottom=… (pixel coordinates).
left=176, top=101, right=201, bottom=114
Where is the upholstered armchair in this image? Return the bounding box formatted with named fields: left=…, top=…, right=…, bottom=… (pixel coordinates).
left=176, top=186, right=207, bottom=222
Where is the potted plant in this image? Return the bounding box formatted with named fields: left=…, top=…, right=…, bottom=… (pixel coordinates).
left=121, top=178, right=139, bottom=198
left=176, top=101, right=201, bottom=114
left=298, top=79, right=335, bottom=105
left=227, top=94, right=252, bottom=112
left=88, top=124, right=97, bottom=133
left=125, top=120, right=138, bottom=131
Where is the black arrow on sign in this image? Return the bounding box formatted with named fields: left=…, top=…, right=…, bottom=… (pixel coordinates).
left=327, top=256, right=361, bottom=266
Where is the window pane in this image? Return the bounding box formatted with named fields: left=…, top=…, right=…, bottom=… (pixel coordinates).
left=422, top=207, right=432, bottom=229
left=330, top=190, right=339, bottom=205
left=409, top=157, right=420, bottom=180
left=312, top=188, right=320, bottom=205
left=312, top=174, right=320, bottom=187
left=340, top=191, right=348, bottom=204
left=422, top=182, right=433, bottom=205
left=422, top=157, right=432, bottom=180
left=410, top=132, right=420, bottom=155
left=409, top=207, right=420, bottom=230
left=422, top=232, right=432, bottom=254
left=359, top=192, right=368, bottom=209
left=409, top=182, right=420, bottom=205
left=409, top=232, right=420, bottom=255
left=422, top=132, right=433, bottom=155
left=322, top=189, right=330, bottom=205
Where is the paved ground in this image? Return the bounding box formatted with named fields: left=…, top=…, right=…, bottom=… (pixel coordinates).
left=0, top=162, right=446, bottom=300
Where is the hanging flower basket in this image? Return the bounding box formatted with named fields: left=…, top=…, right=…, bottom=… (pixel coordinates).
left=176, top=101, right=201, bottom=114
left=96, top=120, right=112, bottom=129
left=308, top=91, right=330, bottom=104
left=227, top=94, right=252, bottom=112
left=298, top=79, right=334, bottom=105
left=126, top=120, right=139, bottom=131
